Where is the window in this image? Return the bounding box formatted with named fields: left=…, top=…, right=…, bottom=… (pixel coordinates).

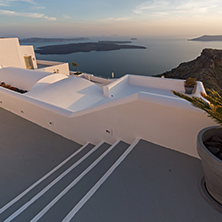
left=24, top=56, right=34, bottom=69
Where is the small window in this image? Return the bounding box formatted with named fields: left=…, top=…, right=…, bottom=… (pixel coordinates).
left=24, top=56, right=34, bottom=69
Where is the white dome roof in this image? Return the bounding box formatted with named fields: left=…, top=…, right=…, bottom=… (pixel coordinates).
left=27, top=75, right=104, bottom=112
left=0, top=67, right=53, bottom=91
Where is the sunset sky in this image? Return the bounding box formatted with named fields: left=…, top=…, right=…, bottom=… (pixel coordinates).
left=0, top=0, right=222, bottom=38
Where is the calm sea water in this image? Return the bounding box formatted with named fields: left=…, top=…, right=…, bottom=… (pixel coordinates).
left=21, top=36, right=222, bottom=78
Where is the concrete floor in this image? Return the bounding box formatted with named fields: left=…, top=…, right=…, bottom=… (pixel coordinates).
left=74, top=140, right=222, bottom=222
left=0, top=107, right=222, bottom=222
left=0, top=107, right=81, bottom=208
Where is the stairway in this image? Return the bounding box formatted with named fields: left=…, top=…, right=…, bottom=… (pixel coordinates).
left=0, top=139, right=140, bottom=222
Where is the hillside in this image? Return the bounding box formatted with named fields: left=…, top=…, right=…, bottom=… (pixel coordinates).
left=155, top=48, right=222, bottom=94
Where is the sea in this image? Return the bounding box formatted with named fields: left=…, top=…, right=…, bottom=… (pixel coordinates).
left=20, top=36, right=222, bottom=79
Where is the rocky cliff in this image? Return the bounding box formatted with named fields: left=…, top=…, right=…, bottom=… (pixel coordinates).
left=155, top=48, right=222, bottom=94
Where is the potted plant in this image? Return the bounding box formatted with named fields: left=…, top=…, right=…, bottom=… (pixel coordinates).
left=184, top=77, right=197, bottom=94
left=172, top=89, right=222, bottom=205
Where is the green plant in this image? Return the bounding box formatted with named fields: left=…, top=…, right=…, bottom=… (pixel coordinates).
left=75, top=72, right=82, bottom=75
left=172, top=89, right=222, bottom=126
left=72, top=61, right=79, bottom=73
left=184, top=77, right=197, bottom=88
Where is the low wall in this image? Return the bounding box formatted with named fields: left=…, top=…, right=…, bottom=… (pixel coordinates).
left=37, top=60, right=69, bottom=75
left=84, top=74, right=114, bottom=85
left=103, top=75, right=205, bottom=98
left=103, top=75, right=129, bottom=97
left=0, top=85, right=215, bottom=158
left=128, top=75, right=205, bottom=96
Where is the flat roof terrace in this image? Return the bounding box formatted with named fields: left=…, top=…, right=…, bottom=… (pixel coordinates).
left=0, top=107, right=221, bottom=222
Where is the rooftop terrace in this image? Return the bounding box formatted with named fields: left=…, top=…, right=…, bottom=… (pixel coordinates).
left=0, top=107, right=221, bottom=222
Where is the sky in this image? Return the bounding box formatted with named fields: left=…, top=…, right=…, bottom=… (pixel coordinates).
left=0, top=0, right=222, bottom=38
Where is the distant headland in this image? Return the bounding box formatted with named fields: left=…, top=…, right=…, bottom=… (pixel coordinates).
left=20, top=37, right=88, bottom=43
left=35, top=41, right=146, bottom=55
left=189, top=35, right=222, bottom=41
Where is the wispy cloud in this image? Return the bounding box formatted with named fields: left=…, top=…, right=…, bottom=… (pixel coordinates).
left=31, top=6, right=46, bottom=10
left=0, top=9, right=56, bottom=20
left=0, top=0, right=37, bottom=6
left=133, top=0, right=220, bottom=17
left=102, top=17, right=131, bottom=22
left=133, top=1, right=169, bottom=14
left=0, top=0, right=9, bottom=6
left=0, top=0, right=56, bottom=20
left=63, top=15, right=71, bottom=19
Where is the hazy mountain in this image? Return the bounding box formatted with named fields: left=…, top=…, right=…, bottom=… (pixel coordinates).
left=189, top=35, right=222, bottom=41
left=20, top=37, right=88, bottom=43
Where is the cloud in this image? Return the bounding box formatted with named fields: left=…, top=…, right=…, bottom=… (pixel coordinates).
left=102, top=17, right=131, bottom=22
left=0, top=0, right=37, bottom=5
left=63, top=15, right=71, bottom=19
left=8, top=0, right=36, bottom=4
left=0, top=9, right=56, bottom=20
left=0, top=0, right=10, bottom=6
left=31, top=6, right=46, bottom=10
left=133, top=0, right=220, bottom=17
left=133, top=1, right=169, bottom=14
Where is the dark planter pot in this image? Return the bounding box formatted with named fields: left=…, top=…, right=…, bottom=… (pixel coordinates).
left=184, top=86, right=195, bottom=94
left=197, top=126, right=222, bottom=205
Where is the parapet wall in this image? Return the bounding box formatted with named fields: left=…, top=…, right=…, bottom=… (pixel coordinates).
left=37, top=60, right=70, bottom=75
left=103, top=74, right=205, bottom=98
left=0, top=81, right=215, bottom=158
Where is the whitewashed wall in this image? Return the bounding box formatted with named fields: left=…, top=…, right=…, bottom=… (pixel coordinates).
left=0, top=38, right=25, bottom=68
left=0, top=85, right=215, bottom=158
left=103, top=75, right=129, bottom=97
left=0, top=38, right=38, bottom=69
left=20, top=45, right=38, bottom=69
left=37, top=60, right=69, bottom=75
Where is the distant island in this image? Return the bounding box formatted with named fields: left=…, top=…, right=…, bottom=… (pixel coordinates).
left=131, top=38, right=137, bottom=40
left=20, top=37, right=88, bottom=43
left=189, top=35, right=222, bottom=41
left=35, top=41, right=146, bottom=55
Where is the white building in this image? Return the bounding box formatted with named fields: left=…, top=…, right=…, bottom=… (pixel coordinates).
left=0, top=38, right=215, bottom=157
left=0, top=38, right=221, bottom=222
left=0, top=37, right=69, bottom=75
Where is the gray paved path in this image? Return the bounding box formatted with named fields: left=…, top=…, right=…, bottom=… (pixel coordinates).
left=74, top=140, right=222, bottom=222
left=0, top=108, right=81, bottom=208
left=0, top=107, right=222, bottom=222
